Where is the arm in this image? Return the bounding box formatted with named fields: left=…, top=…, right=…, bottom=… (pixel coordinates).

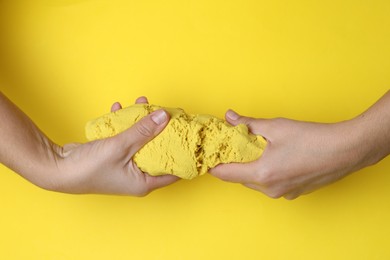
left=0, top=92, right=178, bottom=195
left=210, top=90, right=390, bottom=199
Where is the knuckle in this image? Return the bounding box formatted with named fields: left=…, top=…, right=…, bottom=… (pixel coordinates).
left=284, top=194, right=299, bottom=200
left=255, top=167, right=288, bottom=199
left=135, top=121, right=154, bottom=137
left=255, top=166, right=275, bottom=186
left=264, top=188, right=285, bottom=199
left=134, top=186, right=150, bottom=197
left=240, top=117, right=252, bottom=125
left=243, top=118, right=258, bottom=129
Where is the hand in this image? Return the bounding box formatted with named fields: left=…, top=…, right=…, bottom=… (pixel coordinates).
left=210, top=110, right=377, bottom=200
left=51, top=96, right=179, bottom=196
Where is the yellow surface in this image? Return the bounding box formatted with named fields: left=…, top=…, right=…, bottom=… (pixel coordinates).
left=0, top=0, right=389, bottom=259
left=86, top=104, right=266, bottom=179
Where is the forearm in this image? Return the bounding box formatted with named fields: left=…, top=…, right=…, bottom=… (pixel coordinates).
left=0, top=92, right=61, bottom=188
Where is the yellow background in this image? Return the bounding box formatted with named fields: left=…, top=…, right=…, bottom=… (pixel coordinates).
left=0, top=0, right=389, bottom=259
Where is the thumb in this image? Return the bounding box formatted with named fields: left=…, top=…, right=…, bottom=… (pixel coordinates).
left=225, top=109, right=268, bottom=137
left=145, top=174, right=180, bottom=192
left=116, top=109, right=170, bottom=156
left=209, top=162, right=258, bottom=184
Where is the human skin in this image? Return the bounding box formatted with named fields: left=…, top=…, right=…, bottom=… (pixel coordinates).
left=0, top=93, right=179, bottom=196
left=210, top=91, right=390, bottom=200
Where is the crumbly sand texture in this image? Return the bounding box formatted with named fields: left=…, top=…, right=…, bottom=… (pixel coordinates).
left=86, top=104, right=266, bottom=179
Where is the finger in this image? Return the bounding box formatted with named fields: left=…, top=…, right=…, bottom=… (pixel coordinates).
left=116, top=109, right=170, bottom=156
left=283, top=192, right=300, bottom=200
left=135, top=96, right=149, bottom=104
left=225, top=110, right=269, bottom=136
left=244, top=183, right=264, bottom=192
left=145, top=174, right=180, bottom=191
left=209, top=162, right=258, bottom=184
left=111, top=102, right=122, bottom=112
left=282, top=176, right=330, bottom=200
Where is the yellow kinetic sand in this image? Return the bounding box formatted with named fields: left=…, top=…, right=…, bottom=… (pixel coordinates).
left=86, top=104, right=266, bottom=179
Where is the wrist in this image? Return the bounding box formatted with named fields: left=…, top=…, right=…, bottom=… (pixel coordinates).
left=28, top=138, right=66, bottom=192
left=349, top=112, right=390, bottom=169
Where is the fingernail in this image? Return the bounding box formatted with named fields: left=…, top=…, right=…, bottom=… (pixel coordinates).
left=151, top=110, right=167, bottom=125
left=226, top=109, right=239, bottom=120
left=136, top=96, right=148, bottom=104
left=111, top=102, right=122, bottom=112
